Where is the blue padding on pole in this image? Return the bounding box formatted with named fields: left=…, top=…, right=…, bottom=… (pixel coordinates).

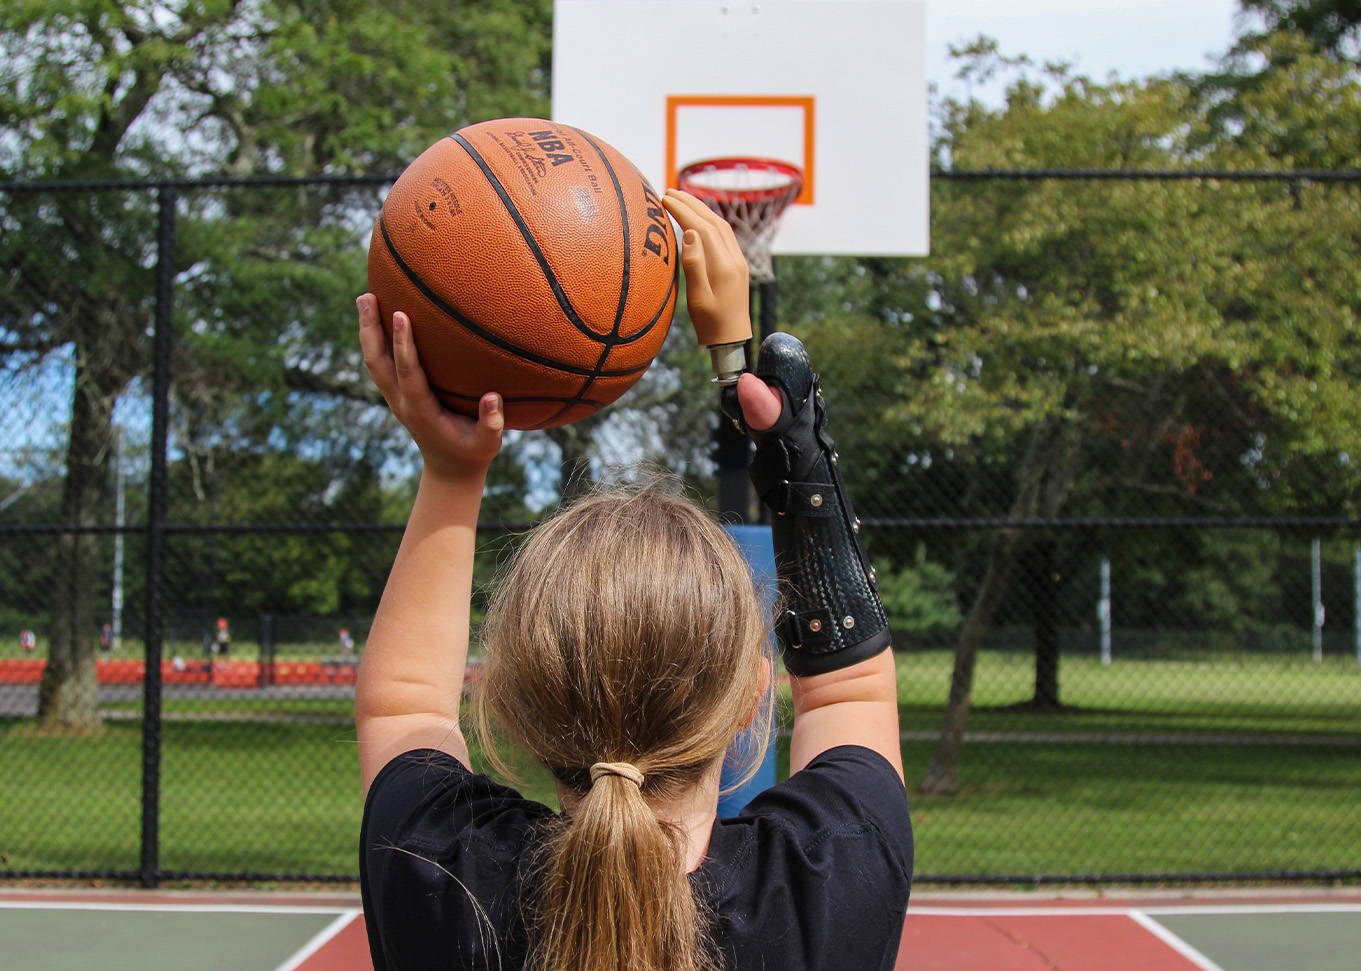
left=718, top=525, right=778, bottom=817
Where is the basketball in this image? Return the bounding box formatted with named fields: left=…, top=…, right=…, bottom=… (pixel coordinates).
left=367, top=118, right=678, bottom=430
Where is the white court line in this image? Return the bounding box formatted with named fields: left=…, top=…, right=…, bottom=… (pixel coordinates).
left=908, top=903, right=1361, bottom=917
left=1128, top=911, right=1229, bottom=971
left=0, top=900, right=354, bottom=915
left=273, top=909, right=363, bottom=971
left=1139, top=903, right=1361, bottom=916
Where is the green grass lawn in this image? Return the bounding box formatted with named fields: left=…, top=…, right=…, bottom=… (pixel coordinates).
left=905, top=739, right=1361, bottom=877
left=898, top=650, right=1361, bottom=737
left=2, top=650, right=1358, bottom=881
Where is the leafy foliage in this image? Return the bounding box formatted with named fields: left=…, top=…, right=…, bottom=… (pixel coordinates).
left=876, top=545, right=963, bottom=647
left=0, top=0, right=553, bottom=727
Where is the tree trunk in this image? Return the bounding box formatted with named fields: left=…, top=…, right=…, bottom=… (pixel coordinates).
left=37, top=346, right=124, bottom=732
left=919, top=417, right=1082, bottom=795
left=1027, top=539, right=1062, bottom=709
left=918, top=531, right=1023, bottom=795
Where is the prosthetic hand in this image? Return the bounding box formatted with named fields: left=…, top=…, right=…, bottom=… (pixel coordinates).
left=731, top=333, right=891, bottom=677
left=662, top=189, right=752, bottom=385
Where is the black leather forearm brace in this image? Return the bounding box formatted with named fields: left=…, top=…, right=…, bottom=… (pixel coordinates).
left=722, top=332, right=891, bottom=676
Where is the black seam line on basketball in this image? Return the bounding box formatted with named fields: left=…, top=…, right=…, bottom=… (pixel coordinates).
left=572, top=128, right=631, bottom=338
left=592, top=207, right=679, bottom=347
left=450, top=131, right=608, bottom=344
left=571, top=344, right=616, bottom=407
left=563, top=276, right=674, bottom=393
left=379, top=214, right=644, bottom=378
left=566, top=253, right=672, bottom=356
left=564, top=275, right=675, bottom=408
left=553, top=267, right=678, bottom=425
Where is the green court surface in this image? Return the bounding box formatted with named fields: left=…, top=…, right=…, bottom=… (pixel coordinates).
left=1155, top=909, right=1361, bottom=971
left=1, top=896, right=362, bottom=971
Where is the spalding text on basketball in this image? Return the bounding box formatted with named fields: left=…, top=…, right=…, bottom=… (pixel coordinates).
left=641, top=183, right=670, bottom=264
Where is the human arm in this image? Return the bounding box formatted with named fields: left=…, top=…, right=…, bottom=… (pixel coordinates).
left=353, top=294, right=504, bottom=796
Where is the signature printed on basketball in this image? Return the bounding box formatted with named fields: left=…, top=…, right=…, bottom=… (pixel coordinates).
left=487, top=130, right=541, bottom=198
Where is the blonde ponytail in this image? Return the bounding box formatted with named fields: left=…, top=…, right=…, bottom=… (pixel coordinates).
left=531, top=771, right=718, bottom=971
left=475, top=480, right=771, bottom=971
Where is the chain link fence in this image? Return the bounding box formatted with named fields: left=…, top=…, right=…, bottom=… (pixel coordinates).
left=1, top=172, right=1358, bottom=886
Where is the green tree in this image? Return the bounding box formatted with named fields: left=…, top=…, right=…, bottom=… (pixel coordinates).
left=0, top=0, right=551, bottom=730
left=1238, top=0, right=1361, bottom=59
left=902, top=46, right=1361, bottom=794
left=875, top=545, right=963, bottom=647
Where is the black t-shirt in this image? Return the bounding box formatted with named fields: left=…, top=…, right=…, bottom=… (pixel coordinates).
left=360, top=745, right=914, bottom=971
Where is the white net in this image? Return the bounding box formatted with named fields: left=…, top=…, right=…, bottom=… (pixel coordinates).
left=679, top=160, right=803, bottom=282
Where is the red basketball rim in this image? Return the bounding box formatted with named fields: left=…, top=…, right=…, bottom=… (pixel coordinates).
left=676, top=157, right=804, bottom=207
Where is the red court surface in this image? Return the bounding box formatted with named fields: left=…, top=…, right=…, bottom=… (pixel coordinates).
left=896, top=890, right=1361, bottom=971
left=901, top=911, right=1209, bottom=969
left=3, top=886, right=1360, bottom=970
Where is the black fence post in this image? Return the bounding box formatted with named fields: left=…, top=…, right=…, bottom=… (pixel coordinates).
left=716, top=406, right=752, bottom=522
left=714, top=278, right=779, bottom=523
left=140, top=184, right=176, bottom=890
left=756, top=276, right=778, bottom=525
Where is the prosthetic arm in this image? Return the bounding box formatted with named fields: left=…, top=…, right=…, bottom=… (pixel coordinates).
left=725, top=332, right=891, bottom=677
left=660, top=187, right=889, bottom=677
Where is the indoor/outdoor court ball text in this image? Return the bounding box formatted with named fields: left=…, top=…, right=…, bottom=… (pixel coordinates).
left=367, top=118, right=678, bottom=430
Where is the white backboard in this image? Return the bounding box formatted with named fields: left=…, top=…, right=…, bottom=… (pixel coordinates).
left=552, top=0, right=929, bottom=257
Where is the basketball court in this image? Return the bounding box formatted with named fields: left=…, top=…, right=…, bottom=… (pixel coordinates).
left=3, top=887, right=1359, bottom=970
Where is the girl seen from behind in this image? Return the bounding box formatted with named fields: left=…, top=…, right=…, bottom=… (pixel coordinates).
left=355, top=189, right=913, bottom=971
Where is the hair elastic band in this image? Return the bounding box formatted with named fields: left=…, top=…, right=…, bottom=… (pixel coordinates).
left=589, top=761, right=645, bottom=788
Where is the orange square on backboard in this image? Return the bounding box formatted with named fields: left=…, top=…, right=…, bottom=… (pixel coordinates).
left=666, top=96, right=816, bottom=206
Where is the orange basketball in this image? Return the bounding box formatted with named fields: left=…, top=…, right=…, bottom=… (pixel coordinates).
left=367, top=118, right=678, bottom=430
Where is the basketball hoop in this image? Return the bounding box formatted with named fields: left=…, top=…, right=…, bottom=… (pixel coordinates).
left=677, top=158, right=803, bottom=283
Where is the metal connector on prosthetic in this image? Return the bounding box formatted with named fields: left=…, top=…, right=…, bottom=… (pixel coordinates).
left=743, top=332, right=890, bottom=676
left=708, top=341, right=748, bottom=386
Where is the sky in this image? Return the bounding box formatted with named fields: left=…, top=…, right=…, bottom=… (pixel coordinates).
left=928, top=1, right=1243, bottom=100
